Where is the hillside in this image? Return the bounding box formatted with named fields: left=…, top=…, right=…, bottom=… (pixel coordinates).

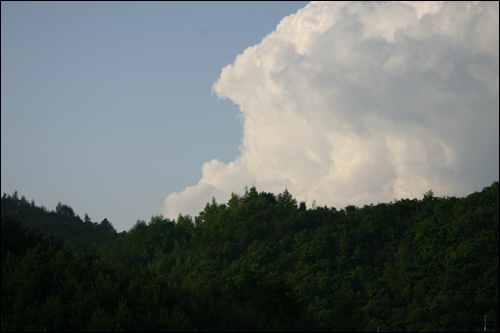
left=2, top=182, right=498, bottom=331
left=1, top=192, right=118, bottom=253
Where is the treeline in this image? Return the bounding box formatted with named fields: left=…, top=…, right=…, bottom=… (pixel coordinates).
left=2, top=182, right=498, bottom=331
left=1, top=192, right=119, bottom=253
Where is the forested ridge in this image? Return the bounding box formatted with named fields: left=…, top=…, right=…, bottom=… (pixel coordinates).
left=2, top=182, right=498, bottom=331
left=1, top=192, right=119, bottom=253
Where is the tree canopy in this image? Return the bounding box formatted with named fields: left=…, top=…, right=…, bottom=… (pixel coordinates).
left=2, top=182, right=498, bottom=331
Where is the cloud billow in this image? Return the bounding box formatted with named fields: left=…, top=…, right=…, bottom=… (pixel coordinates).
left=164, top=1, right=499, bottom=219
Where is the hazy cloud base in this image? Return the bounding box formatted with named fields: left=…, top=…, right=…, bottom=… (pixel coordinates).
left=164, top=1, right=499, bottom=219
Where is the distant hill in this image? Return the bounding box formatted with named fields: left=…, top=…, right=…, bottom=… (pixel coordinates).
left=1, top=192, right=118, bottom=253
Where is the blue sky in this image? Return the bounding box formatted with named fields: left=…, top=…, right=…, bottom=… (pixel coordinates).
left=2, top=2, right=499, bottom=233
left=1, top=2, right=308, bottom=231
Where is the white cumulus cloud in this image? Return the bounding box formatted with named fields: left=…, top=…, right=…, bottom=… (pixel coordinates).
left=164, top=1, right=499, bottom=219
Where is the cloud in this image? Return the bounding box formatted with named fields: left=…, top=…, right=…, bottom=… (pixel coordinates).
left=163, top=1, right=499, bottom=219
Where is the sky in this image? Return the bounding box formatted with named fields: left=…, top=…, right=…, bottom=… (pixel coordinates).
left=2, top=2, right=499, bottom=232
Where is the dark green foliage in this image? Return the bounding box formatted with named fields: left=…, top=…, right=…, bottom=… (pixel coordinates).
left=2, top=182, right=498, bottom=331
left=1, top=193, right=117, bottom=253
left=1, top=212, right=193, bottom=331
left=1, top=211, right=65, bottom=260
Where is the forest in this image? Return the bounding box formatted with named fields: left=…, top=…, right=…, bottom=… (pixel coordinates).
left=1, top=182, right=498, bottom=331
left=0, top=192, right=120, bottom=253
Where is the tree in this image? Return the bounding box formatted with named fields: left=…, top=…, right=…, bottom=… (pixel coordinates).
left=99, top=218, right=115, bottom=232
left=423, top=189, right=434, bottom=200
left=55, top=202, right=76, bottom=218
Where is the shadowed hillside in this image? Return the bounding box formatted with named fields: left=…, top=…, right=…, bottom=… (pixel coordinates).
left=2, top=182, right=498, bottom=331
